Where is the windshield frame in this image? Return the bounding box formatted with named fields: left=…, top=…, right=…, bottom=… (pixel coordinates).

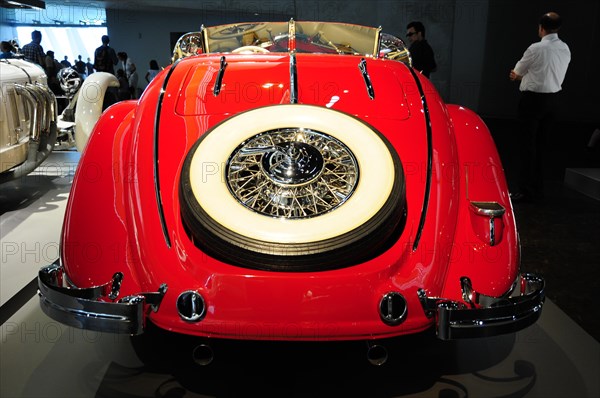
left=172, top=20, right=410, bottom=66
left=172, top=20, right=383, bottom=61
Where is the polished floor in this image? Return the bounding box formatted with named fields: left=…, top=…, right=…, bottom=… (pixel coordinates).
left=1, top=144, right=599, bottom=397
left=487, top=117, right=600, bottom=342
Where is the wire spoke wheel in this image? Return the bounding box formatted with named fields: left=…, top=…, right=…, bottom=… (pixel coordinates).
left=226, top=128, right=359, bottom=219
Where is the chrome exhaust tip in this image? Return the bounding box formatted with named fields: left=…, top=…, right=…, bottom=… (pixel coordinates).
left=379, top=292, right=407, bottom=325
left=192, top=344, right=214, bottom=366
left=177, top=290, right=206, bottom=322
left=367, top=344, right=388, bottom=366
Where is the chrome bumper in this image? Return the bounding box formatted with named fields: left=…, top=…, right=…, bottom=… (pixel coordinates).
left=418, top=273, right=545, bottom=340
left=38, top=261, right=167, bottom=335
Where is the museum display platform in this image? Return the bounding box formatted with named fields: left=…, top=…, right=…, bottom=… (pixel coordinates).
left=1, top=151, right=598, bottom=398
left=565, top=168, right=600, bottom=201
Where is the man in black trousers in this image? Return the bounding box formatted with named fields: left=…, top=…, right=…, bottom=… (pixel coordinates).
left=509, top=12, right=571, bottom=203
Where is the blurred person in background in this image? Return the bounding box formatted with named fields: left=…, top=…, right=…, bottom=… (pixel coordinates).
left=0, top=41, right=15, bottom=59
left=145, top=59, right=160, bottom=83
left=21, top=30, right=45, bottom=67
left=118, top=51, right=139, bottom=99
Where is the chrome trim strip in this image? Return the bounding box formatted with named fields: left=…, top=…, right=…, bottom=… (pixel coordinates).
left=418, top=273, right=545, bottom=340
left=213, top=56, right=227, bottom=96
left=358, top=58, right=375, bottom=100
left=0, top=82, right=58, bottom=183
left=200, top=24, right=207, bottom=53
left=408, top=68, right=433, bottom=251
left=290, top=52, right=298, bottom=104
left=32, top=83, right=56, bottom=133
left=38, top=261, right=167, bottom=335
left=288, top=18, right=296, bottom=52
left=373, top=26, right=382, bottom=58
left=14, top=84, right=42, bottom=140
left=153, top=59, right=182, bottom=248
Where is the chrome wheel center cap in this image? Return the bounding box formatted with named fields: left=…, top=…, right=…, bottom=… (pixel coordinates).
left=262, top=142, right=324, bottom=185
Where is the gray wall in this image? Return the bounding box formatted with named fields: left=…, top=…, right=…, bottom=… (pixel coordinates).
left=295, top=0, right=460, bottom=105
left=75, top=0, right=600, bottom=124
left=479, top=0, right=600, bottom=123
left=105, top=7, right=291, bottom=89
left=104, top=0, right=464, bottom=102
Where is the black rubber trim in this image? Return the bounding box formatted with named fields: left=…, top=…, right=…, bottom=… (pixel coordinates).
left=153, top=58, right=182, bottom=248
left=213, top=56, right=227, bottom=96
left=406, top=68, right=433, bottom=251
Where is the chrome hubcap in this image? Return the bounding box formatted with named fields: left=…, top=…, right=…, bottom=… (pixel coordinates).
left=261, top=141, right=324, bottom=185
left=226, top=128, right=359, bottom=219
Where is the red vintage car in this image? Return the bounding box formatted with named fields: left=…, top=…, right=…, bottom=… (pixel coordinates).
left=38, top=21, right=544, bottom=364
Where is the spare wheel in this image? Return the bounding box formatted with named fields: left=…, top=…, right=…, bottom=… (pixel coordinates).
left=180, top=104, right=405, bottom=271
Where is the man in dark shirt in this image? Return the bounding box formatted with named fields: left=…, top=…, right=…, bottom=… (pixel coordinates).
left=93, top=35, right=118, bottom=75
left=74, top=55, right=86, bottom=75
left=60, top=56, right=72, bottom=68
left=406, top=21, right=437, bottom=78
left=21, top=30, right=45, bottom=67
left=86, top=57, right=94, bottom=75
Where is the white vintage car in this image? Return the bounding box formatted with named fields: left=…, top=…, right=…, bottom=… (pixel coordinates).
left=0, top=58, right=118, bottom=183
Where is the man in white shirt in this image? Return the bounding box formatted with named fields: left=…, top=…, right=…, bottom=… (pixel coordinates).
left=509, top=12, right=571, bottom=203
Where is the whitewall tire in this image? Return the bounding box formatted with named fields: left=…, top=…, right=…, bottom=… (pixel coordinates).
left=180, top=105, right=405, bottom=270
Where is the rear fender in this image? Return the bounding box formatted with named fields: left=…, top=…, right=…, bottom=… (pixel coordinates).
left=62, top=100, right=141, bottom=296
left=442, top=105, right=518, bottom=300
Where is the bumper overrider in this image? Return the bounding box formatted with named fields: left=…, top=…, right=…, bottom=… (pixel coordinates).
left=418, top=273, right=545, bottom=340
left=38, top=260, right=544, bottom=340
left=38, top=261, right=167, bottom=335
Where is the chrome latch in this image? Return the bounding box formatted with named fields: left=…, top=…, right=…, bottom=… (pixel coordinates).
left=469, top=201, right=505, bottom=246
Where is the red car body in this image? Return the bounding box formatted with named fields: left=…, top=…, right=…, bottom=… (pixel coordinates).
left=39, top=21, right=544, bottom=346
